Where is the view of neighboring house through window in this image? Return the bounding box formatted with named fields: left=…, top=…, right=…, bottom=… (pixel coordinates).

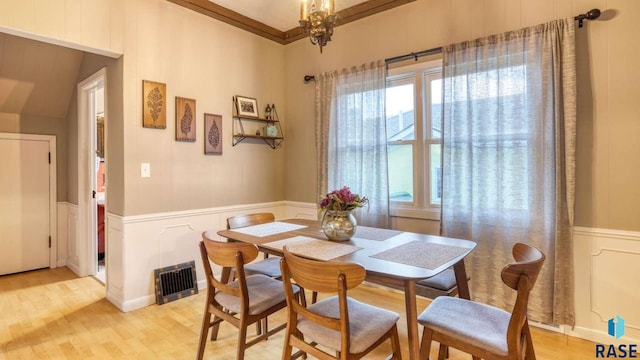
left=386, top=60, right=442, bottom=218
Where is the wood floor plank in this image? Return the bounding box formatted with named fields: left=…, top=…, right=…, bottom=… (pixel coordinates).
left=0, top=267, right=595, bottom=359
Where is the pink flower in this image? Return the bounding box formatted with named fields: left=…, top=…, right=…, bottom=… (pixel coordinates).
left=319, top=186, right=368, bottom=211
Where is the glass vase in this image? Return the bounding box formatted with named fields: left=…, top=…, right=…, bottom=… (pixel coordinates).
left=321, top=210, right=357, bottom=241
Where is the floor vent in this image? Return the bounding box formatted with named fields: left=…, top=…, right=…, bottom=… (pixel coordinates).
left=154, top=260, right=198, bottom=305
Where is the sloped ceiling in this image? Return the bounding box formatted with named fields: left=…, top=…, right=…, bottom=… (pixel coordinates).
left=0, top=32, right=84, bottom=119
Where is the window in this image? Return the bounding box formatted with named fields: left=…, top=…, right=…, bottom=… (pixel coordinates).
left=386, top=60, right=442, bottom=219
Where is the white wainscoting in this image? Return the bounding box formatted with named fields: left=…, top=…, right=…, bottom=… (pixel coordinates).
left=571, top=226, right=640, bottom=344
left=61, top=202, right=80, bottom=275
left=106, top=201, right=316, bottom=312
left=56, top=203, right=69, bottom=267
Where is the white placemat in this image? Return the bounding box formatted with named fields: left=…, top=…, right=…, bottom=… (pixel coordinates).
left=370, top=241, right=469, bottom=270
left=230, top=222, right=308, bottom=237
left=264, top=236, right=361, bottom=261
left=354, top=226, right=402, bottom=241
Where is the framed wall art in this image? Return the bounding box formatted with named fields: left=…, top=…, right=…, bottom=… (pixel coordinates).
left=204, top=113, right=222, bottom=155
left=234, top=95, right=259, bottom=117
left=142, top=80, right=166, bottom=129
left=175, top=97, right=196, bottom=142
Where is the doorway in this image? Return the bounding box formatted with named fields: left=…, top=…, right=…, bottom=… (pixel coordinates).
left=77, top=68, right=107, bottom=282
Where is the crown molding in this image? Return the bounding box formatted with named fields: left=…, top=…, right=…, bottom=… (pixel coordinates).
left=167, top=0, right=416, bottom=45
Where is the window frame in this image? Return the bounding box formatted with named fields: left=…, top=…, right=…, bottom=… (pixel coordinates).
left=386, top=59, right=442, bottom=220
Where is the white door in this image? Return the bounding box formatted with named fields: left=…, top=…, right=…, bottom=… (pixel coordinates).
left=0, top=138, right=50, bottom=275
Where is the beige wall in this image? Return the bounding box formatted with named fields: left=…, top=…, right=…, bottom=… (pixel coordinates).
left=2, top=0, right=638, bottom=229
left=0, top=0, right=287, bottom=217
left=283, top=0, right=640, bottom=232
left=119, top=0, right=287, bottom=215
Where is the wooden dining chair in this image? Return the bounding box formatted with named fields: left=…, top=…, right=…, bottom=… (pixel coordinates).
left=227, top=212, right=318, bottom=308
left=227, top=213, right=282, bottom=279
left=280, top=248, right=402, bottom=360
left=197, top=236, right=299, bottom=360
left=418, top=243, right=545, bottom=360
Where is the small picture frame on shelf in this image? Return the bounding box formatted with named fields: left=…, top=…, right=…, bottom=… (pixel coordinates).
left=204, top=113, right=223, bottom=155
left=175, top=97, right=196, bottom=142
left=235, top=95, right=259, bottom=117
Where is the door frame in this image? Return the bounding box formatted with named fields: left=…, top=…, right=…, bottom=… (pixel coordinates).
left=0, top=132, right=57, bottom=269
left=77, top=68, right=107, bottom=277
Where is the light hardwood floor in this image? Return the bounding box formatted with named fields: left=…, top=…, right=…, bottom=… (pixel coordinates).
left=0, top=267, right=594, bottom=359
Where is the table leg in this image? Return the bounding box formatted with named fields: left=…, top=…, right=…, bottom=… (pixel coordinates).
left=404, top=279, right=420, bottom=360
left=453, top=259, right=470, bottom=300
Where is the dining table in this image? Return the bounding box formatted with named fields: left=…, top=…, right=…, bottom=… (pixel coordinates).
left=217, top=218, right=476, bottom=360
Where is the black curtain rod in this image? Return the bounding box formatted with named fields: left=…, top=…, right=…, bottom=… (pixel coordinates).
left=303, top=8, right=601, bottom=83
left=303, top=47, right=442, bottom=83
left=384, top=46, right=443, bottom=65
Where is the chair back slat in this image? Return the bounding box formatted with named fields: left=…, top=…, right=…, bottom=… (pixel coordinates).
left=501, top=242, right=545, bottom=291
left=282, top=248, right=365, bottom=293
left=201, top=237, right=259, bottom=267
left=227, top=213, right=275, bottom=229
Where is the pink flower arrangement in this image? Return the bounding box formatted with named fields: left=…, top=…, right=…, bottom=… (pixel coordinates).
left=320, top=186, right=368, bottom=211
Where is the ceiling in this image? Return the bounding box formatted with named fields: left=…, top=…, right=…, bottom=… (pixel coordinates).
left=211, top=0, right=367, bottom=32
left=168, top=0, right=416, bottom=44
left=0, top=32, right=83, bottom=119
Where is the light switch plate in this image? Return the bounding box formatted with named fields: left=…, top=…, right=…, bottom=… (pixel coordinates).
left=141, top=163, right=151, bottom=178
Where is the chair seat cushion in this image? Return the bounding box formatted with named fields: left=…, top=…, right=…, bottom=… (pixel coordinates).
left=417, top=268, right=456, bottom=291
left=418, top=296, right=510, bottom=356
left=297, top=295, right=400, bottom=354
left=215, top=274, right=296, bottom=315
left=244, top=257, right=282, bottom=278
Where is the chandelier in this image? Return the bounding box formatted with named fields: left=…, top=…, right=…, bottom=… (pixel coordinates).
left=299, top=0, right=337, bottom=53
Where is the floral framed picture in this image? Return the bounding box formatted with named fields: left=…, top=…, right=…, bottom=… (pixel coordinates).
left=175, top=97, right=196, bottom=142
left=204, top=113, right=222, bottom=155
left=142, top=80, right=166, bottom=129
left=235, top=95, right=259, bottom=117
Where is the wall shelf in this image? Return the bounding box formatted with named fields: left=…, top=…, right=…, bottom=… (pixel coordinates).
left=232, top=97, right=284, bottom=149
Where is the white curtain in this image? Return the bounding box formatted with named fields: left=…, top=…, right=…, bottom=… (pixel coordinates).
left=315, top=61, right=390, bottom=227
left=441, top=19, right=576, bottom=325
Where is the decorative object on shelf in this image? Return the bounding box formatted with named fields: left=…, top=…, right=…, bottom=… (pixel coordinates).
left=319, top=186, right=368, bottom=241
left=175, top=97, right=196, bottom=142
left=299, top=0, right=337, bottom=53
left=142, top=80, right=166, bottom=129
left=204, top=113, right=222, bottom=155
left=234, top=95, right=259, bottom=117
left=264, top=104, right=272, bottom=120
left=256, top=129, right=261, bottom=136
left=264, top=124, right=278, bottom=137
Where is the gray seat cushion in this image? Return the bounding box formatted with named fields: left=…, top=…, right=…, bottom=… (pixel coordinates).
left=418, top=296, right=510, bottom=356
left=244, top=257, right=282, bottom=278
left=297, top=295, right=400, bottom=354
left=215, top=274, right=295, bottom=315
left=417, top=268, right=456, bottom=291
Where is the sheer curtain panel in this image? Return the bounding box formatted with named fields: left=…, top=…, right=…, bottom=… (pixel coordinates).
left=441, top=19, right=576, bottom=326
left=315, top=61, right=390, bottom=228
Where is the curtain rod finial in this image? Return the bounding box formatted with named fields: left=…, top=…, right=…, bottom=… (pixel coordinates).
left=575, top=8, right=601, bottom=27
left=304, top=75, right=315, bottom=83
